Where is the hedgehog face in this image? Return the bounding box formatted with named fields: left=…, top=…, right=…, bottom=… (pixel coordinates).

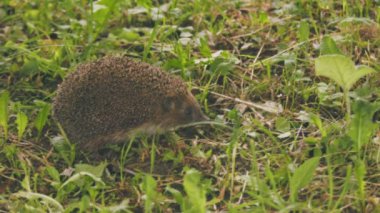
left=158, top=91, right=208, bottom=130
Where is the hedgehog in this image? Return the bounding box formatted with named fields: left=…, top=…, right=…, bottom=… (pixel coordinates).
left=53, top=56, right=208, bottom=151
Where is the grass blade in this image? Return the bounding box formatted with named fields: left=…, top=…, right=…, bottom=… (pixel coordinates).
left=0, top=91, right=9, bottom=141
left=16, top=110, right=28, bottom=141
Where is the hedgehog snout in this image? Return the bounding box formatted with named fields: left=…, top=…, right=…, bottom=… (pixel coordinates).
left=178, top=96, right=209, bottom=124
left=194, top=110, right=210, bottom=122
left=182, top=103, right=208, bottom=122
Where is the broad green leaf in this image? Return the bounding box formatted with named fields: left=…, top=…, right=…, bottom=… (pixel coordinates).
left=142, top=175, right=158, bottom=213
left=348, top=100, right=380, bottom=152
left=19, top=60, right=39, bottom=76
left=183, top=169, right=206, bottom=213
left=16, top=111, right=28, bottom=141
left=3, top=144, right=17, bottom=167
left=210, top=57, right=234, bottom=77
left=289, top=157, right=320, bottom=201
left=275, top=117, right=290, bottom=132
left=46, top=166, right=61, bottom=182
left=309, top=113, right=326, bottom=137
left=320, top=36, right=342, bottom=55
left=59, top=171, right=105, bottom=190
left=0, top=91, right=9, bottom=140
left=315, top=55, right=375, bottom=91
left=93, top=2, right=109, bottom=24
left=75, top=162, right=108, bottom=178
left=298, top=20, right=309, bottom=42
left=35, top=102, right=51, bottom=138
left=117, top=29, right=140, bottom=42
left=167, top=170, right=207, bottom=213
left=46, top=166, right=62, bottom=190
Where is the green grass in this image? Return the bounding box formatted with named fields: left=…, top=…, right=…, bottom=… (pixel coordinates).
left=1, top=0, right=380, bottom=212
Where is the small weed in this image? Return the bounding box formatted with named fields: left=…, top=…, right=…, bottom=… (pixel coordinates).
left=315, top=54, right=375, bottom=122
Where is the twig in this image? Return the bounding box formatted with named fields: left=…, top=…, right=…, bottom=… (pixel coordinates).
left=207, top=90, right=282, bottom=114
left=251, top=44, right=265, bottom=80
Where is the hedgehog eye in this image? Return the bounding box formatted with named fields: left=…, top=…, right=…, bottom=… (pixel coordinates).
left=184, top=107, right=193, bottom=117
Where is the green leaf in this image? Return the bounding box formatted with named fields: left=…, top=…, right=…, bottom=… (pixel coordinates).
left=210, top=57, right=234, bottom=77
left=289, top=157, right=320, bottom=201
left=46, top=166, right=61, bottom=182
left=298, top=20, right=310, bottom=42
left=275, top=117, right=290, bottom=132
left=75, top=162, right=108, bottom=178
left=199, top=37, right=212, bottom=58
left=320, top=36, right=342, bottom=55
left=0, top=91, right=9, bottom=140
left=34, top=102, right=51, bottom=138
left=117, top=29, right=140, bottom=42
left=348, top=100, right=380, bottom=152
left=19, top=60, right=39, bottom=76
left=309, top=113, right=326, bottom=137
left=16, top=111, right=28, bottom=141
left=183, top=169, right=206, bottom=213
left=92, top=2, right=109, bottom=25
left=354, top=159, right=366, bottom=201
left=315, top=54, right=376, bottom=91
left=59, top=171, right=105, bottom=190
left=142, top=175, right=158, bottom=213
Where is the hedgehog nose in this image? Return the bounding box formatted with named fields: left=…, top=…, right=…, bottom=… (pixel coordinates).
left=199, top=113, right=210, bottom=122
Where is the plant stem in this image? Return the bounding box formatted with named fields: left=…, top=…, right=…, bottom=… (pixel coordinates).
left=150, top=135, right=156, bottom=174
left=344, top=89, right=351, bottom=124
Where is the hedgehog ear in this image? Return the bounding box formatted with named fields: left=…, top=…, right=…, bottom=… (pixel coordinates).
left=190, top=88, right=201, bottom=96
left=162, top=97, right=177, bottom=112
